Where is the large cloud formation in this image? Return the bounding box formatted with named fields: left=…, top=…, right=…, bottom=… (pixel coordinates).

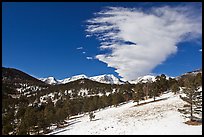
left=86, top=6, right=202, bottom=81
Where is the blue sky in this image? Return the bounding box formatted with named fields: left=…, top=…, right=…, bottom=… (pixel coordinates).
left=2, top=2, right=202, bottom=80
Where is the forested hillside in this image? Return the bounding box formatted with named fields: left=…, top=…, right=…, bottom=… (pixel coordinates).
left=2, top=67, right=202, bottom=135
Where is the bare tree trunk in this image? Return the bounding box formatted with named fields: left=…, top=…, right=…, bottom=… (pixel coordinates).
left=190, top=102, right=193, bottom=121
left=190, top=91, right=193, bottom=121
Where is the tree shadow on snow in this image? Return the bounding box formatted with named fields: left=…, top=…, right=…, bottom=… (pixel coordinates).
left=49, top=120, right=82, bottom=135
left=133, top=97, right=170, bottom=107
left=91, top=118, right=101, bottom=121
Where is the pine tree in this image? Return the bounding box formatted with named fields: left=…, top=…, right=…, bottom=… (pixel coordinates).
left=171, top=82, right=180, bottom=94
left=179, top=76, right=202, bottom=121
left=133, top=84, right=143, bottom=105
left=149, top=82, right=159, bottom=101
left=62, top=100, right=70, bottom=120
left=112, top=93, right=119, bottom=107
left=55, top=108, right=64, bottom=127
left=44, top=104, right=54, bottom=129
left=36, top=111, right=47, bottom=134
left=168, top=77, right=178, bottom=90
left=2, top=123, right=13, bottom=135
left=143, top=82, right=150, bottom=100
left=157, top=74, right=168, bottom=94
left=133, top=91, right=141, bottom=105
left=18, top=119, right=28, bottom=135
left=22, top=107, right=37, bottom=134
left=89, top=112, right=95, bottom=121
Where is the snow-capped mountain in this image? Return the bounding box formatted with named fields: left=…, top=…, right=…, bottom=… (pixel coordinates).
left=39, top=77, right=59, bottom=85
left=175, top=68, right=202, bottom=80
left=39, top=73, right=175, bottom=85
left=129, top=74, right=174, bottom=84
left=90, top=74, right=124, bottom=84
left=39, top=74, right=123, bottom=85
left=58, top=74, right=88, bottom=84
left=182, top=69, right=202, bottom=77
left=129, top=75, right=156, bottom=84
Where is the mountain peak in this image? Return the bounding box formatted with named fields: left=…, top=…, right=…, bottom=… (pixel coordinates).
left=39, top=76, right=59, bottom=85
left=58, top=74, right=88, bottom=84
left=90, top=74, right=123, bottom=84
left=129, top=75, right=156, bottom=84
left=39, top=74, right=123, bottom=85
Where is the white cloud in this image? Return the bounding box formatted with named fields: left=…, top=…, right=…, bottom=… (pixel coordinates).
left=77, top=47, right=83, bottom=50
left=199, top=49, right=202, bottom=52
left=86, top=6, right=202, bottom=81
left=82, top=51, right=86, bottom=54
left=86, top=34, right=91, bottom=38
left=86, top=57, right=93, bottom=60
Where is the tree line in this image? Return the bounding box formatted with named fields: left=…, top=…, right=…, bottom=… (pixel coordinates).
left=2, top=72, right=202, bottom=135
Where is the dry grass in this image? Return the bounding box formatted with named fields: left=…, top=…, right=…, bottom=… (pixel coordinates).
left=133, top=97, right=169, bottom=107
left=185, top=120, right=202, bottom=126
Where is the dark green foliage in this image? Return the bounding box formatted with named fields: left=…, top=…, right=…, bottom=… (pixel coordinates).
left=2, top=67, right=202, bottom=135
left=112, top=93, right=125, bottom=107
left=168, top=77, right=178, bottom=89
left=155, top=74, right=168, bottom=95
left=18, top=120, right=28, bottom=135
left=171, top=82, right=180, bottom=94
left=149, top=82, right=160, bottom=101
left=133, top=83, right=143, bottom=104
left=2, top=67, right=47, bottom=86
left=180, top=74, right=202, bottom=121
left=2, top=122, right=13, bottom=135
left=89, top=112, right=95, bottom=121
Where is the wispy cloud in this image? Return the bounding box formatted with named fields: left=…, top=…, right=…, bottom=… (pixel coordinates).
left=82, top=51, right=86, bottom=54
left=77, top=47, right=83, bottom=50
left=86, top=35, right=91, bottom=38
left=86, top=5, right=202, bottom=81
left=86, top=57, right=93, bottom=60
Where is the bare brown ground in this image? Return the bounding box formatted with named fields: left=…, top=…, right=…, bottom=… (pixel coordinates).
left=185, top=120, right=202, bottom=126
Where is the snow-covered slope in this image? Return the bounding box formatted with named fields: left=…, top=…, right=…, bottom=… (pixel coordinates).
left=176, top=69, right=202, bottom=80
left=39, top=73, right=175, bottom=85
left=129, top=75, right=173, bottom=84
left=58, top=74, right=88, bottom=84
left=39, top=77, right=59, bottom=85
left=90, top=74, right=123, bottom=84
left=129, top=75, right=156, bottom=84
left=48, top=92, right=202, bottom=135
left=39, top=74, right=123, bottom=85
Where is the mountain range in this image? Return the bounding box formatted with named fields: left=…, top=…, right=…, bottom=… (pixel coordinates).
left=39, top=74, right=124, bottom=85
left=2, top=66, right=202, bottom=135
left=20, top=68, right=203, bottom=85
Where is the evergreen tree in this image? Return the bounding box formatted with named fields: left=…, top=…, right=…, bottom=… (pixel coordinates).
left=36, top=111, right=47, bottom=134
left=112, top=93, right=119, bottom=107
left=2, top=123, right=13, bottom=135
left=155, top=74, right=168, bottom=95
left=195, top=73, right=202, bottom=86
left=112, top=93, right=124, bottom=107
left=171, top=82, right=180, bottom=94
left=44, top=104, right=55, bottom=129
left=179, top=76, right=202, bottom=121
left=168, top=77, right=178, bottom=89
left=23, top=107, right=37, bottom=134
left=149, top=82, right=159, bottom=101
left=62, top=100, right=70, bottom=120
left=18, top=119, right=28, bottom=135
left=143, top=82, right=150, bottom=100
left=133, top=84, right=143, bottom=105
left=89, top=112, right=95, bottom=121
left=55, top=108, right=64, bottom=127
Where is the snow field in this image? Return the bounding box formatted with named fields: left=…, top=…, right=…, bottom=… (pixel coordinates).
left=48, top=92, right=202, bottom=135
